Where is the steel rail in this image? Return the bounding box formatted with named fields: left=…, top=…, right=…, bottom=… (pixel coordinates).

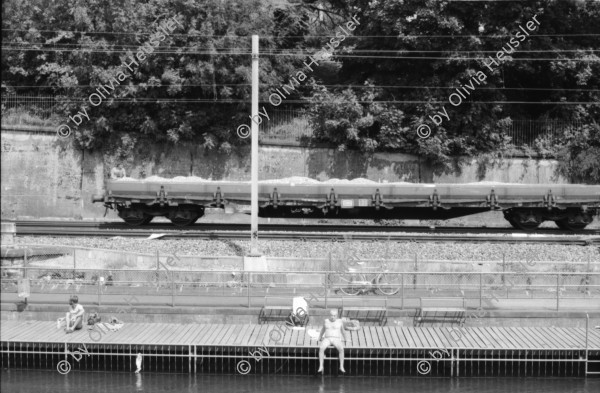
left=10, top=220, right=600, bottom=245
left=13, top=220, right=600, bottom=234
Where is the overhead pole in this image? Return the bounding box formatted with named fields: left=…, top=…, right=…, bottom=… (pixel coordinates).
left=250, top=35, right=260, bottom=256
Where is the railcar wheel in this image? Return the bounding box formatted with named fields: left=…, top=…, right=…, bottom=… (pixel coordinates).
left=119, top=209, right=150, bottom=226
left=122, top=217, right=145, bottom=226
left=506, top=218, right=520, bottom=229
left=168, top=210, right=199, bottom=226
left=554, top=220, right=570, bottom=230
left=508, top=211, right=542, bottom=231
left=142, top=216, right=154, bottom=225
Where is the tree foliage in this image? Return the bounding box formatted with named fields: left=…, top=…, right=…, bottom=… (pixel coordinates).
left=556, top=122, right=600, bottom=184
left=2, top=0, right=599, bottom=179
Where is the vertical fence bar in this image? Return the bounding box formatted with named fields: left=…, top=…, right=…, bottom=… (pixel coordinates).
left=171, top=271, right=175, bottom=307
left=156, top=250, right=160, bottom=288
left=479, top=272, right=483, bottom=308
left=247, top=272, right=251, bottom=308
left=73, top=249, right=76, bottom=284
left=585, top=313, right=589, bottom=376
left=586, top=254, right=591, bottom=294
left=556, top=274, right=560, bottom=311
left=189, top=345, right=192, bottom=374
left=97, top=281, right=101, bottom=306
left=414, top=253, right=418, bottom=289
left=401, top=273, right=404, bottom=309
left=501, top=253, right=505, bottom=288
left=23, top=265, right=28, bottom=304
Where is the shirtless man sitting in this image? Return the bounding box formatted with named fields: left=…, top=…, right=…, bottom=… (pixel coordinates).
left=317, top=309, right=350, bottom=374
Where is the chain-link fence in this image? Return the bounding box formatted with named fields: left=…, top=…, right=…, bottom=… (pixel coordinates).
left=2, top=265, right=598, bottom=310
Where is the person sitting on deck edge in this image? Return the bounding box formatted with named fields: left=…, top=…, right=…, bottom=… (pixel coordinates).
left=65, top=295, right=85, bottom=333
left=317, top=309, right=350, bottom=374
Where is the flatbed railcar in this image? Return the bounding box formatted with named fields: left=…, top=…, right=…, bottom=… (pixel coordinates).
left=92, top=180, right=600, bottom=230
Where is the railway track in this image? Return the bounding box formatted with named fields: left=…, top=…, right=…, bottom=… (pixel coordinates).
left=10, top=220, right=600, bottom=245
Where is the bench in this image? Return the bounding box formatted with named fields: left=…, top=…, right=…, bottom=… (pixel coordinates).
left=258, top=296, right=309, bottom=326
left=338, top=297, right=387, bottom=326
left=413, top=297, right=466, bottom=327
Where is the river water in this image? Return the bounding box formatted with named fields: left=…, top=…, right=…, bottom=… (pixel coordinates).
left=1, top=370, right=599, bottom=393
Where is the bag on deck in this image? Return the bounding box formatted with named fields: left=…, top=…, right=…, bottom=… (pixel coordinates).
left=87, top=312, right=101, bottom=325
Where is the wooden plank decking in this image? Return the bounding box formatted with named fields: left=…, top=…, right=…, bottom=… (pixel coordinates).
left=2, top=320, right=599, bottom=350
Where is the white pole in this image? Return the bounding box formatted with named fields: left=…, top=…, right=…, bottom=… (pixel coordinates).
left=250, top=35, right=260, bottom=256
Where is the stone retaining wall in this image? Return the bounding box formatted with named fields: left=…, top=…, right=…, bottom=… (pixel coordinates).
left=1, top=130, right=567, bottom=220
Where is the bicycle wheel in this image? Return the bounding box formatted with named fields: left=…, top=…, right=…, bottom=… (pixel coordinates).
left=376, top=273, right=400, bottom=296
left=338, top=273, right=363, bottom=296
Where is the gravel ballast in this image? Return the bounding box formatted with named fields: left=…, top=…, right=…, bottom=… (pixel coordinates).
left=12, top=236, right=599, bottom=264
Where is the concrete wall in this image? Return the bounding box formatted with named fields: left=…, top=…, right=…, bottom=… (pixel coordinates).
left=1, top=130, right=568, bottom=220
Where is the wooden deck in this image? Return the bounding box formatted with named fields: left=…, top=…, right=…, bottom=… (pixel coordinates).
left=2, top=320, right=599, bottom=350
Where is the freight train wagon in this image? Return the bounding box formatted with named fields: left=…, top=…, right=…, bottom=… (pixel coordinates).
left=92, top=179, right=600, bottom=230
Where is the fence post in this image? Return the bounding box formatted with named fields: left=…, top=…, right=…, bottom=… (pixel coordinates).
left=156, top=250, right=160, bottom=287
left=171, top=271, right=175, bottom=307
left=22, top=265, right=28, bottom=304
left=24, top=248, right=28, bottom=267
left=586, top=255, right=591, bottom=294
left=97, top=281, right=101, bottom=306
left=73, top=249, right=76, bottom=270
left=479, top=272, right=483, bottom=308
left=247, top=272, right=251, bottom=308
left=556, top=273, right=560, bottom=311
left=413, top=253, right=418, bottom=289
left=585, top=313, right=589, bottom=376
left=501, top=253, right=505, bottom=286
left=401, top=273, right=404, bottom=310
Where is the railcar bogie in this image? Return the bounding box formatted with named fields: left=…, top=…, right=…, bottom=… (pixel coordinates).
left=502, top=207, right=595, bottom=231
left=116, top=205, right=205, bottom=226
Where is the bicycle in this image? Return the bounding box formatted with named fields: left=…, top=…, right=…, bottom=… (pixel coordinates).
left=334, top=263, right=400, bottom=296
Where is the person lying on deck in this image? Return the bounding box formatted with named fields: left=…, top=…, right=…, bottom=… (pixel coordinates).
left=317, top=309, right=350, bottom=374
left=65, top=295, right=84, bottom=333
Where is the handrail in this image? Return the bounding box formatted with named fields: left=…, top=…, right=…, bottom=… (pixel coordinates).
left=0, top=266, right=600, bottom=277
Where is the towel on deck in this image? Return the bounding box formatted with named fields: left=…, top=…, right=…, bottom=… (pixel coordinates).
left=102, top=322, right=124, bottom=332
left=89, top=322, right=124, bottom=333
left=307, top=329, right=320, bottom=341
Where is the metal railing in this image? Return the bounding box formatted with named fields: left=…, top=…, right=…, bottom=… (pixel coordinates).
left=505, top=119, right=584, bottom=147
left=259, top=108, right=312, bottom=146
left=1, top=94, right=58, bottom=127
left=2, top=267, right=598, bottom=311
